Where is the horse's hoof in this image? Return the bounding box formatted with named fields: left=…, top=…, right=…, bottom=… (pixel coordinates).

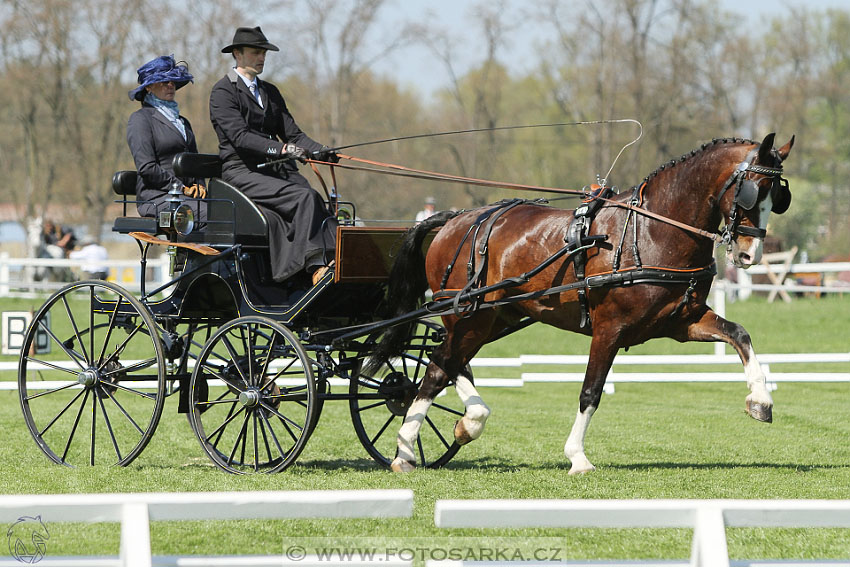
left=746, top=399, right=773, bottom=423
left=454, top=420, right=473, bottom=445
left=568, top=463, right=596, bottom=475
left=390, top=457, right=415, bottom=473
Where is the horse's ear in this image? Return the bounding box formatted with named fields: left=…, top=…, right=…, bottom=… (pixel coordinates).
left=777, top=135, right=795, bottom=161
left=758, top=132, right=776, bottom=163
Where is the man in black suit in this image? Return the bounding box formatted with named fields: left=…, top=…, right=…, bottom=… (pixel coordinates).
left=126, top=55, right=206, bottom=221
left=209, top=26, right=337, bottom=285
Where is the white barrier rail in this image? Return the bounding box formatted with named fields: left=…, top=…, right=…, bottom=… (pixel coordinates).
left=0, top=490, right=413, bottom=567
left=0, top=253, right=169, bottom=295
left=432, top=499, right=850, bottom=567
left=735, top=261, right=850, bottom=301
left=3, top=351, right=848, bottom=390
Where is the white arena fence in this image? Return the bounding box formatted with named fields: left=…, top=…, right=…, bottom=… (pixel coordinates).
left=0, top=254, right=847, bottom=298
left=431, top=498, right=850, bottom=567
left=0, top=254, right=170, bottom=295
left=0, top=490, right=413, bottom=567
left=1, top=260, right=846, bottom=389
left=3, top=349, right=848, bottom=391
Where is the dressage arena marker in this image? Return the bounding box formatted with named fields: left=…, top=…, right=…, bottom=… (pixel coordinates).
left=433, top=499, right=850, bottom=567
left=0, top=490, right=413, bottom=567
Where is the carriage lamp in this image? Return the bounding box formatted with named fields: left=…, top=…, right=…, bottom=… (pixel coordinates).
left=158, top=204, right=195, bottom=236
left=158, top=181, right=196, bottom=236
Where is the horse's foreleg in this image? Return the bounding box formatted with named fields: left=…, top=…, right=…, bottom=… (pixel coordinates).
left=564, top=334, right=617, bottom=474
left=453, top=367, right=490, bottom=445
left=685, top=309, right=773, bottom=422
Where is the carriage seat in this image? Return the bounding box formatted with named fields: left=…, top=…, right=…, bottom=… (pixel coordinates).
left=111, top=171, right=158, bottom=234
left=173, top=153, right=269, bottom=246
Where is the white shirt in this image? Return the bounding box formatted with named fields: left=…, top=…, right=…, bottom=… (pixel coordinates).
left=235, top=69, right=262, bottom=107
left=69, top=244, right=108, bottom=274
left=415, top=208, right=435, bottom=222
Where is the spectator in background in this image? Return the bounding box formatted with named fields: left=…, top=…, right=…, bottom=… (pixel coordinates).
left=415, top=196, right=437, bottom=223
left=70, top=237, right=109, bottom=280
left=37, top=219, right=76, bottom=282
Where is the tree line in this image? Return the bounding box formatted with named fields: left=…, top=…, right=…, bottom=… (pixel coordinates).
left=2, top=0, right=848, bottom=260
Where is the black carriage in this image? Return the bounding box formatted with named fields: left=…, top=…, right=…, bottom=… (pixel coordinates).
left=17, top=154, right=464, bottom=474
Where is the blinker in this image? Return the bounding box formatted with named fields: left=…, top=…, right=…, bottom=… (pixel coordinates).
left=736, top=174, right=791, bottom=214
left=771, top=177, right=791, bottom=214
left=736, top=178, right=759, bottom=210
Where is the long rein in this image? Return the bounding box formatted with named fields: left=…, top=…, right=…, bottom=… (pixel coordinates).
left=308, top=155, right=722, bottom=243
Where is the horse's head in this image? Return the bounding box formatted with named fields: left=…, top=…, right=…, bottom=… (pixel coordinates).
left=720, top=132, right=795, bottom=267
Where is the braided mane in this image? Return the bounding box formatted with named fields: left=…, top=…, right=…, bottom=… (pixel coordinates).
left=639, top=137, right=758, bottom=187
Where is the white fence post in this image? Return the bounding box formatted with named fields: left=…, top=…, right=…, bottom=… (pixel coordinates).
left=120, top=502, right=152, bottom=567
left=737, top=266, right=752, bottom=300
left=712, top=284, right=726, bottom=357
left=0, top=252, right=8, bottom=296
left=690, top=505, right=729, bottom=567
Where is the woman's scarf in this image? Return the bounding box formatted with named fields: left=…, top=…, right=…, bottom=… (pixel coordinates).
left=145, top=92, right=187, bottom=141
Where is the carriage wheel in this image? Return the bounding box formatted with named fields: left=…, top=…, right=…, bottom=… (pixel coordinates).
left=349, top=320, right=464, bottom=468
left=189, top=316, right=316, bottom=474
left=18, top=281, right=166, bottom=467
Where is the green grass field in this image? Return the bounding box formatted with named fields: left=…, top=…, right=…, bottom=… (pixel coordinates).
left=0, top=294, right=848, bottom=561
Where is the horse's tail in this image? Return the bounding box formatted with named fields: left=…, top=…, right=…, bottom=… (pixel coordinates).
left=364, top=210, right=458, bottom=375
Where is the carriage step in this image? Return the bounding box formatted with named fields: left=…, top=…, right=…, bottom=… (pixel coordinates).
left=129, top=232, right=220, bottom=255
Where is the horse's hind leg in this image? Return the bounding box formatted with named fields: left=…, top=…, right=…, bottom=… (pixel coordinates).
left=391, top=315, right=494, bottom=472
left=391, top=371, right=436, bottom=472
left=391, top=356, right=459, bottom=472
left=684, top=308, right=773, bottom=422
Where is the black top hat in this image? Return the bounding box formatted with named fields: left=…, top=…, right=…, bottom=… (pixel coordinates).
left=221, top=26, right=280, bottom=53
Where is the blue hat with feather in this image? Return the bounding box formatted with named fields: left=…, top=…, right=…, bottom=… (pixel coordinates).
left=128, top=55, right=194, bottom=101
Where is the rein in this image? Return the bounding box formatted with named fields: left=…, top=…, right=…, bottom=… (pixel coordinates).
left=310, top=155, right=722, bottom=242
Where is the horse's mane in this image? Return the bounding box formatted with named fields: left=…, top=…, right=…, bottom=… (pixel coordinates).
left=638, top=137, right=759, bottom=188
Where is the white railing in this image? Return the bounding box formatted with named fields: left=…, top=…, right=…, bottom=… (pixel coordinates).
left=0, top=490, right=413, bottom=567
left=3, top=350, right=848, bottom=389
left=735, top=261, right=850, bottom=301
left=0, top=253, right=169, bottom=295
left=432, top=499, right=850, bottom=567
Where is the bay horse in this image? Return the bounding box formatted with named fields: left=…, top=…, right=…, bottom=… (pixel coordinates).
left=372, top=133, right=794, bottom=473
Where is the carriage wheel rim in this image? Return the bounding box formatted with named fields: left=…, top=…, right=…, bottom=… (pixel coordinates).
left=188, top=316, right=316, bottom=474
left=18, top=281, right=166, bottom=468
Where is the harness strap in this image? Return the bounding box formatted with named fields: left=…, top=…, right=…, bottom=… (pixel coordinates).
left=434, top=263, right=718, bottom=315
left=566, top=185, right=613, bottom=329
left=452, top=199, right=526, bottom=316
left=439, top=202, right=513, bottom=291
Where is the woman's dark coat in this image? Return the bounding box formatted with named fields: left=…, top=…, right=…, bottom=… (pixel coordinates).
left=126, top=104, right=205, bottom=219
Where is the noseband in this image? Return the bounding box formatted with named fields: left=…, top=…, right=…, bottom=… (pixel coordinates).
left=716, top=149, right=788, bottom=246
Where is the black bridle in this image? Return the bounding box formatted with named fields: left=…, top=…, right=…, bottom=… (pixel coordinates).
left=716, top=149, right=790, bottom=246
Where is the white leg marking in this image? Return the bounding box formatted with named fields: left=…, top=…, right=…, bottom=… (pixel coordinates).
left=564, top=406, right=596, bottom=474
left=391, top=398, right=432, bottom=472
left=744, top=344, right=773, bottom=407
left=453, top=374, right=490, bottom=444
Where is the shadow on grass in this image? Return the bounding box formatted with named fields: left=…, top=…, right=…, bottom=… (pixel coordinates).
left=136, top=456, right=848, bottom=474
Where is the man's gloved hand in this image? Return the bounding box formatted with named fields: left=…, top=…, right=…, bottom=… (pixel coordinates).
left=183, top=184, right=207, bottom=198
left=313, top=146, right=340, bottom=163
left=282, top=143, right=308, bottom=162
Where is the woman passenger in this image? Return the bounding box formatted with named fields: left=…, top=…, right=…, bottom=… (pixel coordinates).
left=126, top=55, right=206, bottom=222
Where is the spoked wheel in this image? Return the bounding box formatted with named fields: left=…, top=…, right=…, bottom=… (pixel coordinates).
left=349, top=320, right=464, bottom=468
left=189, top=316, right=316, bottom=474
left=18, top=281, right=166, bottom=467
